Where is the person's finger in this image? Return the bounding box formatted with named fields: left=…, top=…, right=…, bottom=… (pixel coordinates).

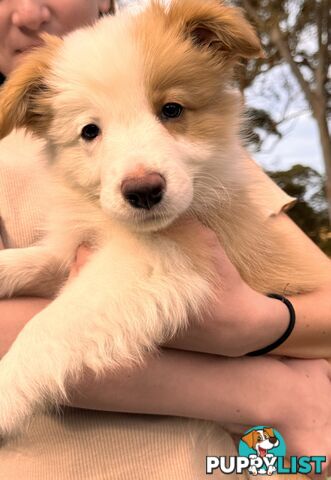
left=68, top=244, right=93, bottom=280
left=75, top=244, right=92, bottom=269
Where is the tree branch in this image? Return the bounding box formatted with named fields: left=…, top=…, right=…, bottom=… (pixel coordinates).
left=270, top=24, right=318, bottom=107
left=241, top=0, right=264, bottom=28
left=242, top=0, right=321, bottom=117
left=316, top=0, right=329, bottom=97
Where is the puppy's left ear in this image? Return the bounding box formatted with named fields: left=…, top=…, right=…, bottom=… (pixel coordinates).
left=0, top=34, right=61, bottom=140
left=168, top=0, right=264, bottom=61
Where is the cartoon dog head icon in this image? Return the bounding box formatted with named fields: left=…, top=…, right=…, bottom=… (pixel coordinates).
left=241, top=428, right=279, bottom=457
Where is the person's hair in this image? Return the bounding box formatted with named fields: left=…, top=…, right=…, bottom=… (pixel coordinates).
left=99, top=0, right=116, bottom=15
left=100, top=2, right=116, bottom=16
left=109, top=0, right=116, bottom=14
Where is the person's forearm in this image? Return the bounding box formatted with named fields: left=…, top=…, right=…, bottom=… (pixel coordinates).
left=0, top=295, right=305, bottom=429
left=275, top=281, right=331, bottom=358
left=68, top=349, right=291, bottom=428
left=0, top=297, right=50, bottom=357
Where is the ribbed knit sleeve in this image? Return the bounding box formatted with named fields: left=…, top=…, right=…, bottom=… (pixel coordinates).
left=0, top=129, right=48, bottom=248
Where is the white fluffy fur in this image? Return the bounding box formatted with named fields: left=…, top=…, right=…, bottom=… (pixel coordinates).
left=0, top=0, right=329, bottom=437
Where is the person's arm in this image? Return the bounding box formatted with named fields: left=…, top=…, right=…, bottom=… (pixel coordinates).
left=0, top=235, right=50, bottom=358
left=270, top=212, right=331, bottom=359
left=67, top=350, right=331, bottom=463
left=277, top=279, right=331, bottom=358
left=0, top=297, right=50, bottom=358
left=2, top=291, right=330, bottom=463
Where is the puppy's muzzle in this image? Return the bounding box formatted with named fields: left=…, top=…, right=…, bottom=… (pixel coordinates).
left=121, top=173, right=166, bottom=210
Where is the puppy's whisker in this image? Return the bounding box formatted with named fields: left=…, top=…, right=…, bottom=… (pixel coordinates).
left=194, top=179, right=231, bottom=209
left=194, top=173, right=239, bottom=195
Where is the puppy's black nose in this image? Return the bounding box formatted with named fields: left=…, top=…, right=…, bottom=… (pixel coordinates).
left=121, top=173, right=166, bottom=210
left=270, top=437, right=278, bottom=445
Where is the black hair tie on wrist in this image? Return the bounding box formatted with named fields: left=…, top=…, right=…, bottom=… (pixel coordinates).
left=246, top=293, right=296, bottom=356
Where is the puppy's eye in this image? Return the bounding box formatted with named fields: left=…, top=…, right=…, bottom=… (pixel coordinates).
left=81, top=124, right=100, bottom=141
left=161, top=103, right=183, bottom=120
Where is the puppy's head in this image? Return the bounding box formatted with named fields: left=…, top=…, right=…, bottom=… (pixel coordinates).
left=0, top=0, right=262, bottom=232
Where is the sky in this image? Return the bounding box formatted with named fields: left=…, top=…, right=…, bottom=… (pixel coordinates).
left=251, top=114, right=324, bottom=174
left=244, top=62, right=325, bottom=175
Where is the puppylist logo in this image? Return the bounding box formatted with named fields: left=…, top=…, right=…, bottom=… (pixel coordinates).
left=206, top=426, right=326, bottom=476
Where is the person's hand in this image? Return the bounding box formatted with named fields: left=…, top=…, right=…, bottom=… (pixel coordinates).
left=223, top=357, right=331, bottom=477
left=165, top=217, right=289, bottom=356
left=279, top=357, right=331, bottom=468
left=68, top=244, right=93, bottom=280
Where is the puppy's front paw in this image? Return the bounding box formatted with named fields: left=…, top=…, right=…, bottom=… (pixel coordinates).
left=0, top=345, right=46, bottom=438
left=0, top=370, right=35, bottom=438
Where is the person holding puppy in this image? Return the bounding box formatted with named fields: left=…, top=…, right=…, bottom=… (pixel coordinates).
left=0, top=1, right=331, bottom=479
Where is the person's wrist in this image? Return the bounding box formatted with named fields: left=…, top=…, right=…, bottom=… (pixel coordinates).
left=205, top=285, right=289, bottom=357
left=165, top=286, right=290, bottom=357
left=238, top=288, right=290, bottom=355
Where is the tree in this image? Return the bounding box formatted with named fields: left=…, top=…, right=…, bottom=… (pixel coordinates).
left=234, top=0, right=331, bottom=222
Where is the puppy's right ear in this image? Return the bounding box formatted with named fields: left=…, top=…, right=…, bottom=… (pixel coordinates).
left=0, top=34, right=61, bottom=140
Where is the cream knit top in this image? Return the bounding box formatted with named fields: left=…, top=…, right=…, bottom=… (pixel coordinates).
left=0, top=129, right=294, bottom=480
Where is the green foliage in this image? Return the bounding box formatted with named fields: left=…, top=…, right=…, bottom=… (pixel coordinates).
left=242, top=107, right=282, bottom=150
left=268, top=165, right=331, bottom=256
